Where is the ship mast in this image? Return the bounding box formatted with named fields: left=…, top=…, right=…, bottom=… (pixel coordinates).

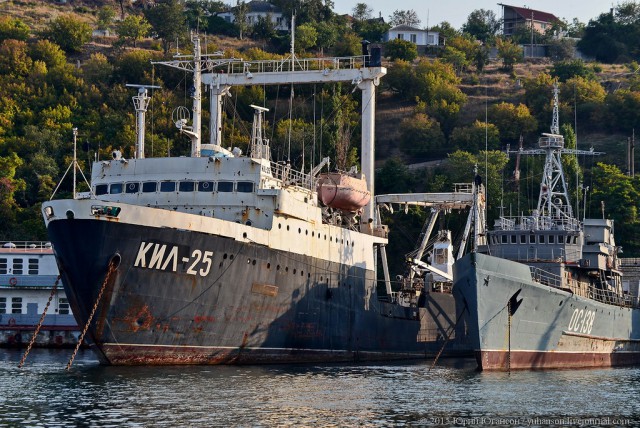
left=508, top=81, right=601, bottom=226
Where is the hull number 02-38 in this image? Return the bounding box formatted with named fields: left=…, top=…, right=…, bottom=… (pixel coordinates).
left=133, top=241, right=213, bottom=276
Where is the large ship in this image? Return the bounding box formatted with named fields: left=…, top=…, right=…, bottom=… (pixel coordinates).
left=453, top=84, right=640, bottom=370
left=41, top=37, right=478, bottom=365
left=0, top=241, right=79, bottom=347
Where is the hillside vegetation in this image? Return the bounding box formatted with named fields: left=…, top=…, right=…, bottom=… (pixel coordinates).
left=3, top=0, right=640, bottom=257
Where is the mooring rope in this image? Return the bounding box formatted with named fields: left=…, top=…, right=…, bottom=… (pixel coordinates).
left=18, top=276, right=61, bottom=368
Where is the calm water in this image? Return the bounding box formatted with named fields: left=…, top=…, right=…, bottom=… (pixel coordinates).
left=1, top=349, right=639, bottom=427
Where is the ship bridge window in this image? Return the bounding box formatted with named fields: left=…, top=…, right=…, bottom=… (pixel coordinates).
left=0, top=258, right=6, bottom=274
left=59, top=298, right=70, bottom=315
left=198, top=181, right=215, bottom=192
left=549, top=235, right=555, bottom=244
left=566, top=235, right=571, bottom=244
left=160, top=181, right=176, bottom=192
left=28, top=258, right=38, bottom=275
left=520, top=234, right=526, bottom=244
left=110, top=183, right=123, bottom=194
left=218, top=182, right=234, bottom=192
left=125, top=182, right=139, bottom=194
left=0, top=297, right=5, bottom=314
left=510, top=235, right=516, bottom=244
left=179, top=181, right=195, bottom=192
left=529, top=235, right=536, bottom=244
left=237, top=181, right=254, bottom=193
left=13, top=259, right=23, bottom=275
left=540, top=235, right=546, bottom=244
left=501, top=235, right=507, bottom=244
left=435, top=248, right=447, bottom=264
left=95, top=184, right=108, bottom=196
left=142, top=182, right=157, bottom=193
left=11, top=297, right=22, bottom=314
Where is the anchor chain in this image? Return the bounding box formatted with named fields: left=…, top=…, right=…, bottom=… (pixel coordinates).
left=18, top=276, right=61, bottom=368
left=66, top=261, right=116, bottom=371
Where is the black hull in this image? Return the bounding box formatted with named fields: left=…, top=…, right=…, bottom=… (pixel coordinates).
left=49, top=219, right=470, bottom=365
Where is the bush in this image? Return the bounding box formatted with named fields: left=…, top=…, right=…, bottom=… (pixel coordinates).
left=384, top=38, right=417, bottom=61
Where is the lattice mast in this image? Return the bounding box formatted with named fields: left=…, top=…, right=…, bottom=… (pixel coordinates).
left=509, top=81, right=601, bottom=223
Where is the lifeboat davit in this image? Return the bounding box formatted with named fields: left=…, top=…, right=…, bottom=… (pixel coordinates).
left=317, top=172, right=371, bottom=212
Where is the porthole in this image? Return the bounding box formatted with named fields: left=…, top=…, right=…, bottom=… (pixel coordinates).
left=298, top=228, right=301, bottom=234
left=293, top=269, right=297, bottom=274
left=312, top=232, right=315, bottom=237
left=229, top=255, right=234, bottom=260
left=267, top=263, right=271, bottom=269
left=223, top=254, right=228, bottom=259
left=278, top=224, right=282, bottom=229
left=277, top=265, right=281, bottom=271
left=247, top=259, right=251, bottom=264
left=243, top=232, right=247, bottom=238
left=287, top=225, right=290, bottom=231
left=285, top=267, right=289, bottom=272
left=305, top=230, right=308, bottom=235
left=252, top=260, right=256, bottom=266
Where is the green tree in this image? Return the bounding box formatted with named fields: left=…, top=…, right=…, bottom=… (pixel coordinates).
left=41, top=14, right=92, bottom=53
left=496, top=37, right=522, bottom=71
left=0, top=152, right=26, bottom=231
left=113, top=50, right=159, bottom=84
left=29, top=39, right=66, bottom=69
left=0, top=39, right=32, bottom=76
left=399, top=113, right=446, bottom=159
left=234, top=0, right=249, bottom=40
left=0, top=16, right=30, bottom=42
left=388, top=10, right=420, bottom=27
left=352, top=3, right=373, bottom=21
left=442, top=46, right=468, bottom=74
left=295, top=23, right=318, bottom=52
left=550, top=59, right=595, bottom=82
left=252, top=16, right=277, bottom=41
left=116, top=15, right=152, bottom=47
left=450, top=120, right=500, bottom=152
left=605, top=89, right=640, bottom=131
left=333, top=32, right=361, bottom=57
left=461, top=9, right=500, bottom=43
left=431, top=21, right=459, bottom=41
left=385, top=38, right=417, bottom=61
left=313, top=21, right=338, bottom=53
left=486, top=102, right=537, bottom=143
left=144, top=0, right=188, bottom=53
left=96, top=6, right=116, bottom=31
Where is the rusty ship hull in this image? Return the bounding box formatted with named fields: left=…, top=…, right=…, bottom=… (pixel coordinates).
left=47, top=208, right=469, bottom=365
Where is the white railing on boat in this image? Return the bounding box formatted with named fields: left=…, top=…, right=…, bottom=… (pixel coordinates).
left=269, top=161, right=316, bottom=191
left=494, top=215, right=581, bottom=232
left=0, top=241, right=53, bottom=252
left=203, top=56, right=369, bottom=75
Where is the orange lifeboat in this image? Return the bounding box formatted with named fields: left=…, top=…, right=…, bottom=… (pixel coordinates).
left=316, top=172, right=371, bottom=212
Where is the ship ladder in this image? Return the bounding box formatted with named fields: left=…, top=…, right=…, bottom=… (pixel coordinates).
left=66, top=260, right=117, bottom=371
left=429, top=300, right=468, bottom=371
left=18, top=276, right=61, bottom=368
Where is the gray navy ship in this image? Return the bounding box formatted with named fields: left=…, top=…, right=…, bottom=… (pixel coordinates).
left=453, top=83, right=640, bottom=370
left=40, top=37, right=477, bottom=365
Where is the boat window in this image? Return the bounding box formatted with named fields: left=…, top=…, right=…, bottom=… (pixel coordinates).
left=237, top=181, right=254, bottom=193
left=218, top=182, right=234, bottom=192
left=59, top=298, right=70, bottom=315
left=0, top=297, right=5, bottom=314
left=142, top=182, right=157, bottom=193
left=160, top=181, right=176, bottom=192
left=198, top=181, right=215, bottom=192
left=110, top=183, right=123, bottom=194
left=501, top=235, right=507, bottom=244
left=11, top=297, right=22, bottom=314
left=435, top=248, right=447, bottom=264
left=179, top=181, right=195, bottom=192
left=520, top=234, right=526, bottom=244
left=125, top=182, right=139, bottom=194
left=540, top=235, right=546, bottom=244
left=510, top=235, right=516, bottom=244
left=95, top=184, right=108, bottom=196
left=566, top=235, right=571, bottom=244
left=13, top=258, right=23, bottom=275
left=528, top=235, right=535, bottom=244
left=549, top=235, right=555, bottom=244
left=573, top=236, right=578, bottom=244
left=0, top=258, right=6, bottom=274
left=28, top=258, right=38, bottom=275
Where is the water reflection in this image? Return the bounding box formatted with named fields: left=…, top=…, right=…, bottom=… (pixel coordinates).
left=1, top=350, right=639, bottom=426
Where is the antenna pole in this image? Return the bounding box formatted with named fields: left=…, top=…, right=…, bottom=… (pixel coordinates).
left=72, top=127, right=77, bottom=200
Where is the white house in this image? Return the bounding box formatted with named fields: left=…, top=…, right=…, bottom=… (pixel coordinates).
left=384, top=25, right=441, bottom=47
left=218, top=0, right=289, bottom=32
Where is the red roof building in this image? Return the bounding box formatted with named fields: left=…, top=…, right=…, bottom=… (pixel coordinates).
left=499, top=4, right=560, bottom=36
